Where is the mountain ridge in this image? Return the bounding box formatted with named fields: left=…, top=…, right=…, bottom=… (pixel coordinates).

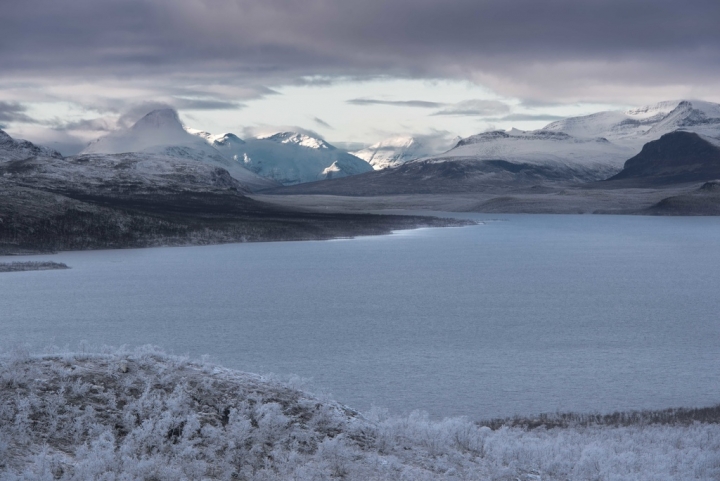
left=82, top=110, right=278, bottom=191
left=194, top=129, right=373, bottom=185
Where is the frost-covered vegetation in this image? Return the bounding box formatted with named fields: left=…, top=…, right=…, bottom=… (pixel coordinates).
left=1, top=347, right=719, bottom=480
left=0, top=262, right=68, bottom=273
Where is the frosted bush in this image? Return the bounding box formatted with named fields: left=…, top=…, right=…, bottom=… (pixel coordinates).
left=1, top=347, right=719, bottom=480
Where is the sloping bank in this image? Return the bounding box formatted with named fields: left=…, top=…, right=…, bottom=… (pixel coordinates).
left=1, top=348, right=719, bottom=480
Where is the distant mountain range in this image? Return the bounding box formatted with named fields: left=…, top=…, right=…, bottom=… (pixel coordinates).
left=272, top=99, right=720, bottom=195
left=3, top=98, right=720, bottom=245
left=416, top=100, right=720, bottom=181
left=67, top=99, right=720, bottom=191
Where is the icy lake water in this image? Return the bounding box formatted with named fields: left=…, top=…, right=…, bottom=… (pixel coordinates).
left=2, top=214, right=720, bottom=420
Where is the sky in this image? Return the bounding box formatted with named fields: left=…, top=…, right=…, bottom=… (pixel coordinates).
left=2, top=0, right=720, bottom=154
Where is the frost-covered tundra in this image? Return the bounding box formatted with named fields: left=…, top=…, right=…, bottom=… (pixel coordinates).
left=1, top=347, right=719, bottom=480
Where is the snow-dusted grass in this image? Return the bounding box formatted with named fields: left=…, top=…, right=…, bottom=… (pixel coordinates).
left=1, top=347, right=719, bottom=480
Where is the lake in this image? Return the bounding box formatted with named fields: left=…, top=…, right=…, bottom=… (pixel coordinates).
left=1, top=214, right=719, bottom=420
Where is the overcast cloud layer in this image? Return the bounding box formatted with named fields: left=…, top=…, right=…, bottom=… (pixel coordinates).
left=2, top=0, right=720, bottom=103
left=2, top=0, right=720, bottom=152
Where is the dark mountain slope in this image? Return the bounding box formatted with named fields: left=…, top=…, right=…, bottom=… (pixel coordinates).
left=606, top=131, right=720, bottom=185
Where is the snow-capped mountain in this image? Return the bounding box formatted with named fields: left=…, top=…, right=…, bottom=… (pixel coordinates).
left=421, top=100, right=720, bottom=180
left=433, top=128, right=636, bottom=178
left=542, top=100, right=720, bottom=148
left=352, top=135, right=458, bottom=170
left=201, top=131, right=373, bottom=185
left=0, top=129, right=62, bottom=162
left=82, top=110, right=277, bottom=191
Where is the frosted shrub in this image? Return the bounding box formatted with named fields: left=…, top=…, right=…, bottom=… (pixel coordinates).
left=1, top=347, right=720, bottom=480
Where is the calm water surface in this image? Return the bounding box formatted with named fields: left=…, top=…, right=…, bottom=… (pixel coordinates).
left=1, top=214, right=719, bottom=419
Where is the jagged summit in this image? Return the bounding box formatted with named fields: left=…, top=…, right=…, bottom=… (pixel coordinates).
left=257, top=132, right=332, bottom=150
left=213, top=133, right=246, bottom=147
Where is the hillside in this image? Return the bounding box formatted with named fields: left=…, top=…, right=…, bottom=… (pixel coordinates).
left=1, top=348, right=719, bottom=480
left=0, top=129, right=468, bottom=254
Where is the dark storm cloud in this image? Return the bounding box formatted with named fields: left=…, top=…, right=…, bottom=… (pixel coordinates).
left=0, top=102, right=37, bottom=124
left=347, top=99, right=446, bottom=108
left=1, top=0, right=720, bottom=102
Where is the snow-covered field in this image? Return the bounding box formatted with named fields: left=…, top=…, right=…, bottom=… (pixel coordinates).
left=1, top=347, right=719, bottom=481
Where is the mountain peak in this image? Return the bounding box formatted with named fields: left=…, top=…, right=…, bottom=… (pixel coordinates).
left=213, top=133, right=245, bottom=147
left=131, top=109, right=184, bottom=132
left=257, top=132, right=332, bottom=150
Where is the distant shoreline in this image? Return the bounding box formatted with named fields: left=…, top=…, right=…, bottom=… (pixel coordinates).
left=0, top=261, right=69, bottom=272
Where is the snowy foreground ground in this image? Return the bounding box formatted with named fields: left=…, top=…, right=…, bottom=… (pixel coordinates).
left=1, top=347, right=719, bottom=480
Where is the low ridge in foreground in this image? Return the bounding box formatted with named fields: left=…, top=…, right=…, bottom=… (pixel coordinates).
left=1, top=348, right=719, bottom=480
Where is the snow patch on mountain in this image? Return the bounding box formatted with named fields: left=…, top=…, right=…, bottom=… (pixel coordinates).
left=352, top=135, right=461, bottom=170
left=435, top=128, right=635, bottom=175
left=82, top=110, right=276, bottom=191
